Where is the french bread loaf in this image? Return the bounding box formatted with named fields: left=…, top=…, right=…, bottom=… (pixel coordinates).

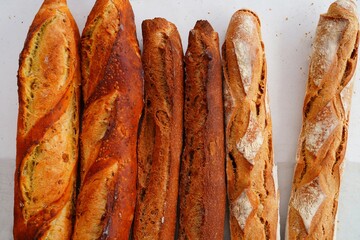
left=72, top=0, right=143, bottom=239
left=133, top=17, right=184, bottom=240
left=286, top=0, right=359, bottom=239
left=14, top=0, right=80, bottom=239
left=222, top=10, right=280, bottom=240
left=178, top=20, right=226, bottom=240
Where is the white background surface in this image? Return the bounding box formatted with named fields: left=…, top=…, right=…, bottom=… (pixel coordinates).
left=1, top=0, right=360, bottom=239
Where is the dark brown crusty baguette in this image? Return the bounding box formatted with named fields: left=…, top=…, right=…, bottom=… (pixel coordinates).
left=286, top=0, right=359, bottom=239
left=222, top=10, right=280, bottom=240
left=72, top=0, right=143, bottom=239
left=14, top=0, right=80, bottom=239
left=178, top=20, right=226, bottom=240
left=133, top=18, right=183, bottom=240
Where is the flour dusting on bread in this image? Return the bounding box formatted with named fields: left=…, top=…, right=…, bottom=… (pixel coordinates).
left=336, top=0, right=357, bottom=13
left=305, top=102, right=339, bottom=154
left=292, top=177, right=326, bottom=233
left=232, top=190, right=253, bottom=231
left=236, top=111, right=264, bottom=165
left=310, top=19, right=347, bottom=86
left=233, top=39, right=252, bottom=94
left=340, top=79, right=354, bottom=115
left=232, top=14, right=257, bottom=94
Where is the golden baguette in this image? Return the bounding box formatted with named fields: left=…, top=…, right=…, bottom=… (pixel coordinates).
left=14, top=0, right=80, bottom=239
left=222, top=10, right=280, bottom=240
left=72, top=0, right=143, bottom=239
left=286, top=0, right=359, bottom=239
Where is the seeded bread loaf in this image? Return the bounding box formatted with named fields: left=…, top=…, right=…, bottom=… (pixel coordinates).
left=222, top=10, right=280, bottom=240
left=133, top=17, right=184, bottom=240
left=14, top=0, right=80, bottom=239
left=286, top=0, right=359, bottom=239
left=178, top=20, right=226, bottom=240
left=72, top=0, right=143, bottom=239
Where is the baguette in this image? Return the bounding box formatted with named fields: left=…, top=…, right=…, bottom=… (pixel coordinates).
left=222, top=10, right=280, bottom=240
left=286, top=0, right=359, bottom=239
left=178, top=20, right=226, bottom=240
left=133, top=18, right=184, bottom=240
left=14, top=0, right=80, bottom=239
left=72, top=0, right=143, bottom=239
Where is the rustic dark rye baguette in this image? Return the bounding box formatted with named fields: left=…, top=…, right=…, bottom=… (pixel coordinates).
left=286, top=0, right=359, bottom=239
left=178, top=20, right=226, bottom=240
left=222, top=10, right=280, bottom=240
left=14, top=0, right=80, bottom=239
left=72, top=0, right=143, bottom=239
left=133, top=18, right=184, bottom=240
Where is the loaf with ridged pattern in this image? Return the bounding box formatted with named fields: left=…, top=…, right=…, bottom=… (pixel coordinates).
left=222, top=9, right=280, bottom=240
left=14, top=0, right=80, bottom=239
left=72, top=0, right=143, bottom=239
left=286, top=0, right=359, bottom=239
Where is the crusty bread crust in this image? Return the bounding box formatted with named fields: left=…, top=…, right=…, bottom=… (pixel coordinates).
left=14, top=0, right=80, bottom=239
left=286, top=0, right=359, bottom=239
left=133, top=18, right=184, bottom=240
left=222, top=9, right=280, bottom=240
left=179, top=20, right=226, bottom=240
left=72, top=0, right=143, bottom=239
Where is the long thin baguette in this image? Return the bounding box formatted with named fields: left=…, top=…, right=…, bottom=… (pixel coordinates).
left=14, top=0, right=80, bottom=239
left=286, top=0, right=359, bottom=239
left=72, top=0, right=143, bottom=239
left=179, top=20, right=226, bottom=240
left=222, top=10, right=280, bottom=240
left=133, top=18, right=183, bottom=240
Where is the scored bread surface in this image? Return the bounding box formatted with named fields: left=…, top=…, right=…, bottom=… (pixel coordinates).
left=14, top=0, right=81, bottom=239
left=222, top=10, right=280, bottom=240
left=286, top=0, right=359, bottom=239
left=72, top=0, right=143, bottom=239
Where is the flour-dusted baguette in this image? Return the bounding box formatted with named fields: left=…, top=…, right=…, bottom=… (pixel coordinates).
left=133, top=18, right=183, bottom=240
left=178, top=20, right=226, bottom=240
left=222, top=10, right=280, bottom=240
left=14, top=0, right=80, bottom=239
left=286, top=1, right=359, bottom=239
left=72, top=0, right=143, bottom=239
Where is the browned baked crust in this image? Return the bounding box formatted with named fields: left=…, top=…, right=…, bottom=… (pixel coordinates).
left=14, top=0, right=80, bottom=239
left=178, top=20, right=226, bottom=240
left=132, top=18, right=184, bottom=240
left=286, top=0, right=359, bottom=239
left=222, top=10, right=280, bottom=240
left=72, top=0, right=143, bottom=239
